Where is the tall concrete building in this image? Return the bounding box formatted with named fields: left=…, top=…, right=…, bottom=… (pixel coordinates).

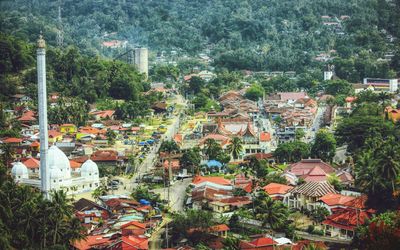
left=134, top=47, right=148, bottom=79
left=37, top=34, right=50, bottom=199
left=324, top=64, right=334, bottom=81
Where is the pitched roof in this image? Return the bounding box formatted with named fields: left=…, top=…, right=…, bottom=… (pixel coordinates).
left=3, top=137, right=23, bottom=143
left=48, top=130, right=62, bottom=138
left=163, top=159, right=180, bottom=170
left=121, top=220, right=146, bottom=229
left=263, top=183, right=293, bottom=195
left=322, top=208, right=371, bottom=231
left=192, top=176, right=231, bottom=186
left=289, top=181, right=338, bottom=197
left=30, top=141, right=40, bottom=147
left=74, top=198, right=106, bottom=212
left=72, top=234, right=113, bottom=250
left=249, top=237, right=277, bottom=247
left=23, top=158, right=40, bottom=169
left=278, top=92, right=307, bottom=101
left=209, top=224, right=230, bottom=232
left=343, top=195, right=368, bottom=209
left=120, top=235, right=148, bottom=250
left=318, top=193, right=356, bottom=206
left=90, top=110, right=115, bottom=118
left=303, top=166, right=329, bottom=182
left=288, top=159, right=335, bottom=177
left=69, top=160, right=82, bottom=169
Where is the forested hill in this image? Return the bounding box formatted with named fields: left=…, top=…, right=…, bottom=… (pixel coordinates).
left=1, top=0, right=400, bottom=71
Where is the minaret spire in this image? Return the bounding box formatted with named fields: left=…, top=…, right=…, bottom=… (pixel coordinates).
left=37, top=33, right=50, bottom=199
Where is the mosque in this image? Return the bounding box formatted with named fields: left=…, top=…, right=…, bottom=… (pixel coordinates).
left=11, top=145, right=100, bottom=194
left=10, top=34, right=99, bottom=195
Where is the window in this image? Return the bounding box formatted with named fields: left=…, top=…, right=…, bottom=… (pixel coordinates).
left=90, top=184, right=92, bottom=188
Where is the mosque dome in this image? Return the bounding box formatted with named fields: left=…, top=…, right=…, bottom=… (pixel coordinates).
left=49, top=165, right=63, bottom=180
left=11, top=162, right=29, bottom=179
left=81, top=159, right=99, bottom=178
left=48, top=145, right=71, bottom=179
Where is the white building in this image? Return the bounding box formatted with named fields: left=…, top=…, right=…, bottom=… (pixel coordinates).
left=11, top=145, right=99, bottom=194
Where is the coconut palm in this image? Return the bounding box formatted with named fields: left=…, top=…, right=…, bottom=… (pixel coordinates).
left=254, top=192, right=289, bottom=230
left=376, top=137, right=400, bottom=192
left=227, top=137, right=243, bottom=160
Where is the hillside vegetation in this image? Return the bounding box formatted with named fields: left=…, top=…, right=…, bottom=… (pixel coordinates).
left=1, top=0, right=399, bottom=73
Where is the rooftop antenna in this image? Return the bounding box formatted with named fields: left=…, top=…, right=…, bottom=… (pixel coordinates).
left=56, top=0, right=64, bottom=47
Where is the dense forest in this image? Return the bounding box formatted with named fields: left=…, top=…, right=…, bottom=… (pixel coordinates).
left=1, top=0, right=400, bottom=73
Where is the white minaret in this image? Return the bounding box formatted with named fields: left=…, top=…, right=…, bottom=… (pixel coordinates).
left=37, top=34, right=50, bottom=199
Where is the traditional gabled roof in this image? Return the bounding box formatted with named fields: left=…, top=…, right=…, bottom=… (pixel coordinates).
left=289, top=181, right=338, bottom=197
left=318, top=193, right=356, bottom=206
left=23, top=158, right=40, bottom=169
left=121, top=220, right=146, bottom=229
left=263, top=183, right=293, bottom=195
left=322, top=208, right=371, bottom=231
left=302, top=166, right=329, bottom=182
left=288, top=159, right=335, bottom=177
left=192, top=176, right=231, bottom=186
left=74, top=198, right=107, bottom=212
left=240, top=121, right=256, bottom=137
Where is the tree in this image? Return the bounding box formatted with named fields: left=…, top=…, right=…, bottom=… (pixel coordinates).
left=273, top=141, right=310, bottom=163
left=222, top=236, right=241, bottom=250
left=227, top=137, right=243, bottom=160
left=327, top=173, right=343, bottom=191
left=352, top=211, right=400, bottom=250
left=180, top=147, right=201, bottom=174
left=324, top=79, right=353, bottom=96
left=92, top=180, right=108, bottom=201
left=311, top=129, right=336, bottom=162
left=254, top=191, right=289, bottom=230
left=159, top=140, right=179, bottom=154
left=295, top=128, right=305, bottom=141
left=106, top=129, right=117, bottom=146
left=311, top=207, right=330, bottom=223
left=244, top=83, right=264, bottom=101
left=131, top=185, right=162, bottom=206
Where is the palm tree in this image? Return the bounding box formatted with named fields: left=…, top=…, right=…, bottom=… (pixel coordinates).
left=49, top=190, right=73, bottom=245
left=254, top=192, right=289, bottom=230
left=222, top=236, right=241, bottom=250
left=1, top=143, right=15, bottom=167
left=355, top=151, right=385, bottom=194
left=376, top=137, right=400, bottom=192
left=227, top=137, right=243, bottom=160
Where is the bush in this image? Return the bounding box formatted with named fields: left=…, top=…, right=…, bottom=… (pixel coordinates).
left=307, top=225, right=315, bottom=233
left=312, top=229, right=324, bottom=236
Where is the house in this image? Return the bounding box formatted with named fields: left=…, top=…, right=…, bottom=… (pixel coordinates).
left=285, top=159, right=335, bottom=183
left=60, top=124, right=77, bottom=133
left=103, top=198, right=140, bottom=214
left=162, top=159, right=180, bottom=172
left=209, top=196, right=252, bottom=213
left=121, top=221, right=147, bottom=236
left=317, top=193, right=356, bottom=214
left=151, top=102, right=168, bottom=113
left=209, top=224, right=230, bottom=238
left=2, top=137, right=23, bottom=145
left=322, top=208, right=372, bottom=239
left=284, top=181, right=338, bottom=210
left=72, top=234, right=114, bottom=250
left=74, top=198, right=109, bottom=224
left=90, top=110, right=115, bottom=120
left=262, top=183, right=293, bottom=200
left=23, top=158, right=40, bottom=174
left=48, top=130, right=63, bottom=143
left=239, top=237, right=277, bottom=249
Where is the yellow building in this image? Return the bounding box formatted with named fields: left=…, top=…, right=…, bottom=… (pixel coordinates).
left=60, top=124, right=77, bottom=133
left=48, top=130, right=63, bottom=143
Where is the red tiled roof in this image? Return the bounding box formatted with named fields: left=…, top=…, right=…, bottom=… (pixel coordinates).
left=105, top=198, right=140, bottom=209
left=23, top=158, right=40, bottom=169
left=288, top=159, right=335, bottom=177
left=249, top=237, right=277, bottom=247
left=121, top=221, right=146, bottom=229
left=192, top=176, right=231, bottom=186
left=48, top=130, right=62, bottom=138
left=121, top=235, right=148, bottom=250
left=60, top=123, right=76, bottom=127
left=30, top=141, right=40, bottom=147
left=18, top=115, right=36, bottom=122
left=90, top=110, right=115, bottom=119
left=209, top=224, right=229, bottom=232
left=319, top=193, right=356, bottom=206
left=72, top=235, right=113, bottom=250
left=191, top=187, right=231, bottom=201
left=322, top=208, right=371, bottom=231
left=343, top=195, right=368, bottom=209
left=278, top=92, right=307, bottom=101
left=91, top=150, right=118, bottom=162
left=173, top=134, right=183, bottom=144
left=70, top=160, right=82, bottom=169
left=263, top=183, right=293, bottom=195
left=3, top=137, right=23, bottom=143
left=260, top=132, right=271, bottom=142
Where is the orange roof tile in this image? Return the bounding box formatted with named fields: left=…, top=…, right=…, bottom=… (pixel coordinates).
left=163, top=159, right=180, bottom=170
left=263, top=183, right=293, bottom=195
left=192, top=176, right=231, bottom=186
left=3, top=137, right=23, bottom=143
left=72, top=235, right=112, bottom=250
left=30, top=141, right=40, bottom=147
left=69, top=160, right=82, bottom=169
left=121, top=220, right=146, bottom=229
left=23, top=158, right=40, bottom=169
left=209, top=224, right=230, bottom=232
left=48, top=130, right=62, bottom=138
left=319, top=193, right=356, bottom=206
left=249, top=237, right=277, bottom=247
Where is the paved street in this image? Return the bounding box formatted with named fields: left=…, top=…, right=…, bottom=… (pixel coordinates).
left=152, top=178, right=192, bottom=212
left=306, top=106, right=326, bottom=143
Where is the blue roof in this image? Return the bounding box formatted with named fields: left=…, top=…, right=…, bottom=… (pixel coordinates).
left=207, top=160, right=222, bottom=168
left=138, top=141, right=147, bottom=146
left=139, top=199, right=151, bottom=205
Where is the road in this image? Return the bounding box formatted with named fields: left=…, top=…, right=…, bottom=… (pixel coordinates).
left=152, top=178, right=192, bottom=212
left=306, top=106, right=326, bottom=143
left=132, top=94, right=186, bottom=184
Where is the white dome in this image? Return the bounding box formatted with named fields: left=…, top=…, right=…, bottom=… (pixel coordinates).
left=11, top=162, right=29, bottom=178
left=50, top=165, right=63, bottom=180
left=81, top=159, right=99, bottom=177
left=48, top=145, right=71, bottom=179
